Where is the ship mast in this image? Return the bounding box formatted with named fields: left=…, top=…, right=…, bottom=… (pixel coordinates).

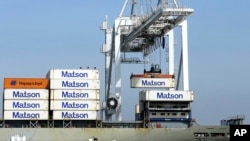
left=101, top=0, right=193, bottom=121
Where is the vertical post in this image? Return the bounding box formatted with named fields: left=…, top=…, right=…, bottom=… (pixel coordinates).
left=105, top=31, right=112, bottom=100
left=168, top=29, right=174, bottom=75
left=101, top=17, right=113, bottom=121
left=104, top=28, right=112, bottom=121
left=167, top=30, right=175, bottom=90
left=180, top=20, right=189, bottom=90
left=114, top=18, right=122, bottom=121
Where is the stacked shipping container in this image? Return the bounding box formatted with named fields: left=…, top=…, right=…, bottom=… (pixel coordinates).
left=130, top=72, right=194, bottom=127
left=3, top=78, right=49, bottom=120
left=48, top=69, right=100, bottom=120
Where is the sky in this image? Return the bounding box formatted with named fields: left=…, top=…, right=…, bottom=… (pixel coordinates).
left=0, top=0, right=250, bottom=126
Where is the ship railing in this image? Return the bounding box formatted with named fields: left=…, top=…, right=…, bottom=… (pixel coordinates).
left=148, top=107, right=191, bottom=111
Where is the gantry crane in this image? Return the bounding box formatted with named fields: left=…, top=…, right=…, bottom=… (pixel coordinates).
left=101, top=0, right=193, bottom=121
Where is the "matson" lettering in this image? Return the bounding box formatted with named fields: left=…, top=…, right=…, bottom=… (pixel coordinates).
left=12, top=112, right=40, bottom=119
left=62, top=81, right=89, bottom=88
left=62, top=102, right=88, bottom=109
left=62, top=91, right=89, bottom=98
left=12, top=102, right=40, bottom=109
left=61, top=71, right=88, bottom=78
left=13, top=91, right=40, bottom=98
left=157, top=92, right=183, bottom=99
left=142, top=80, right=165, bottom=86
left=61, top=112, right=88, bottom=119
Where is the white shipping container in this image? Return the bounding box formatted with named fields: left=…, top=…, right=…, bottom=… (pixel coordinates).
left=4, top=100, right=49, bottom=110
left=53, top=110, right=98, bottom=120
left=48, top=69, right=99, bottom=79
left=50, top=89, right=100, bottom=100
left=4, top=110, right=49, bottom=120
left=130, top=78, right=175, bottom=88
left=50, top=100, right=100, bottom=110
left=50, top=79, right=100, bottom=89
left=4, top=89, right=49, bottom=100
left=139, top=90, right=194, bottom=101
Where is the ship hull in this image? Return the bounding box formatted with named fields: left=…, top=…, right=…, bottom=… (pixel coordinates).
left=0, top=125, right=229, bottom=141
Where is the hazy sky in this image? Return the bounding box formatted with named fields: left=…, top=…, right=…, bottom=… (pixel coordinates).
left=0, top=0, right=250, bottom=125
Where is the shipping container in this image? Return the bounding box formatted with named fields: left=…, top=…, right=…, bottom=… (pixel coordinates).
left=4, top=78, right=49, bottom=89
left=4, top=89, right=49, bottom=100
left=53, top=110, right=98, bottom=120
left=139, top=90, right=194, bottom=101
left=4, top=110, right=49, bottom=120
left=130, top=77, right=175, bottom=88
left=50, top=100, right=100, bottom=110
left=50, top=79, right=100, bottom=89
left=47, top=69, right=99, bottom=79
left=50, top=89, right=100, bottom=100
left=4, top=100, right=49, bottom=110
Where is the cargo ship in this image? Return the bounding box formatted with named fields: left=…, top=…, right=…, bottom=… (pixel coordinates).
left=0, top=0, right=233, bottom=141
left=0, top=69, right=230, bottom=141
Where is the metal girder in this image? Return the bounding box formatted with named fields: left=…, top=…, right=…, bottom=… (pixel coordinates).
left=121, top=8, right=163, bottom=48
left=121, top=7, right=193, bottom=52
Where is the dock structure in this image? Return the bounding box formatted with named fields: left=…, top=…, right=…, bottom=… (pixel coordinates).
left=221, top=115, right=245, bottom=126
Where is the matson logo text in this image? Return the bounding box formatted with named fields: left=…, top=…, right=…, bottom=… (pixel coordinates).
left=62, top=81, right=89, bottom=88
left=61, top=112, right=88, bottom=119
left=12, top=112, right=40, bottom=119
left=142, top=80, right=165, bottom=86
left=12, top=102, right=40, bottom=109
left=12, top=91, right=40, bottom=98
left=157, top=92, right=183, bottom=99
left=61, top=71, right=88, bottom=78
left=62, top=91, right=89, bottom=98
left=61, top=102, right=89, bottom=109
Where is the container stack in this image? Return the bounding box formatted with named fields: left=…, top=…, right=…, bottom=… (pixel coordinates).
left=48, top=69, right=100, bottom=120
left=3, top=78, right=49, bottom=120
left=130, top=67, right=194, bottom=127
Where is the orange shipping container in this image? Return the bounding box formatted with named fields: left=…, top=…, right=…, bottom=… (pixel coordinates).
left=4, top=78, right=49, bottom=89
